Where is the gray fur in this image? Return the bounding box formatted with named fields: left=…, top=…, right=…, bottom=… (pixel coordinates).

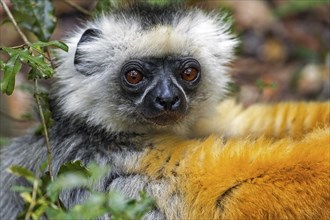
left=0, top=3, right=237, bottom=219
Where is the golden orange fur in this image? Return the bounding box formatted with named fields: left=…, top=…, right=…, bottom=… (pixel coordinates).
left=194, top=99, right=330, bottom=139
left=133, top=100, right=330, bottom=219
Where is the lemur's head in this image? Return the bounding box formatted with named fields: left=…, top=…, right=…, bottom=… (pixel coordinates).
left=54, top=3, right=237, bottom=135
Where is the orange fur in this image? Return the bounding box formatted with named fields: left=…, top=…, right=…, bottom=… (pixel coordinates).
left=135, top=101, right=330, bottom=219
left=137, top=128, right=330, bottom=219
left=194, top=100, right=330, bottom=139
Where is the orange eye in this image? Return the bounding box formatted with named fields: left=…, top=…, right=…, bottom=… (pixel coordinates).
left=181, top=67, right=199, bottom=81
left=125, top=70, right=143, bottom=84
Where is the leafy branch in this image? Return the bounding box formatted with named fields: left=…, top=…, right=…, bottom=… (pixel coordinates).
left=0, top=0, right=68, bottom=185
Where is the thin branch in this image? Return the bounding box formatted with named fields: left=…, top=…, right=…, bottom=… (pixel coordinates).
left=24, top=176, right=39, bottom=220
left=34, top=80, right=54, bottom=181
left=1, top=0, right=54, bottom=181
left=0, top=0, right=29, bottom=45
left=46, top=48, right=55, bottom=69
left=1, top=44, right=27, bottom=50
left=63, top=0, right=92, bottom=17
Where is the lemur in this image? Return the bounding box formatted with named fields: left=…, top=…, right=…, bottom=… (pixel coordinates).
left=1, top=3, right=329, bottom=220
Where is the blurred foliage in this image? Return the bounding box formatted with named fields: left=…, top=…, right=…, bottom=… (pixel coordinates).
left=93, top=0, right=121, bottom=16
left=8, top=161, right=154, bottom=220
left=223, top=0, right=329, bottom=103
left=275, top=0, right=329, bottom=18
left=11, top=0, right=56, bottom=41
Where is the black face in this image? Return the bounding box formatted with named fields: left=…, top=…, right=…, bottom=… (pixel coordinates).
left=120, top=56, right=201, bottom=126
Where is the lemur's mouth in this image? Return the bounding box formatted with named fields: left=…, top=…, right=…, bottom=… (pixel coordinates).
left=142, top=112, right=184, bottom=126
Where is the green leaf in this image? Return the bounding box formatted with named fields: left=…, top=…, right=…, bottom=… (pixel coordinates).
left=7, top=165, right=35, bottom=183
left=28, top=67, right=45, bottom=80
left=0, top=54, right=22, bottom=95
left=12, top=0, right=56, bottom=41
left=31, top=41, right=69, bottom=52
left=25, top=53, right=51, bottom=78
left=57, top=161, right=90, bottom=176
left=20, top=192, right=33, bottom=203
left=2, top=47, right=54, bottom=80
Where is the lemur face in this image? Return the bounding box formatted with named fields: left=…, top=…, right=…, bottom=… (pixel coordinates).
left=54, top=5, right=237, bottom=133
left=119, top=56, right=201, bottom=126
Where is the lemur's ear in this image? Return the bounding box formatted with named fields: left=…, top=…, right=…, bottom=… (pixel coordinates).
left=74, top=28, right=102, bottom=75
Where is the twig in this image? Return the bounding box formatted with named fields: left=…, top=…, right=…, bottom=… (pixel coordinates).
left=1, top=44, right=27, bottom=50
left=46, top=48, right=55, bottom=69
left=1, top=0, right=55, bottom=181
left=0, top=0, right=29, bottom=45
left=34, top=80, right=54, bottom=181
left=63, top=0, right=92, bottom=17
left=24, top=176, right=39, bottom=220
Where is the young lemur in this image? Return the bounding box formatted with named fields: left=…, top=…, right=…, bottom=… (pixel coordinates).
left=1, top=3, right=329, bottom=220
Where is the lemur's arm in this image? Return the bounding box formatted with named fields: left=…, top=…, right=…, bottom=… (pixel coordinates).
left=194, top=99, right=330, bottom=139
